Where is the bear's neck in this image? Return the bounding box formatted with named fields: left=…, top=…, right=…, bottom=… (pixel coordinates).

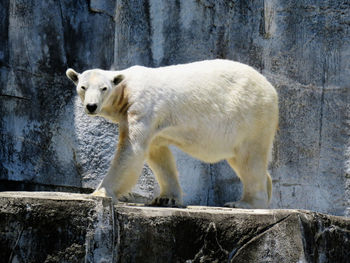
left=100, top=83, right=130, bottom=123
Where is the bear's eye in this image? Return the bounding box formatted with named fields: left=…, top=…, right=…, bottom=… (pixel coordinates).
left=102, top=87, right=107, bottom=92
left=81, top=86, right=87, bottom=91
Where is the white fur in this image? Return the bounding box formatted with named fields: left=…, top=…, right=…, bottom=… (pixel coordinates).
left=66, top=59, right=279, bottom=208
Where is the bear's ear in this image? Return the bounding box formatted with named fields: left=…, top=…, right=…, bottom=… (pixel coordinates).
left=112, top=74, right=124, bottom=86
left=66, top=68, right=80, bottom=85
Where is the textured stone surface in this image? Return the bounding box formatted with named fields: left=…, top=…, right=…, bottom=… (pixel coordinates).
left=115, top=206, right=350, bottom=263
left=1, top=192, right=350, bottom=263
left=0, top=0, right=349, bottom=215
left=0, top=0, right=115, bottom=189
left=0, top=192, right=115, bottom=263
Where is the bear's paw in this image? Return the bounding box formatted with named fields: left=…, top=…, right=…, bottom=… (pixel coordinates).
left=224, top=201, right=253, bottom=209
left=147, top=197, right=186, bottom=208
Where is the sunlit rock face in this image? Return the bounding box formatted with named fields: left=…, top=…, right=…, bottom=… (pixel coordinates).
left=1, top=192, right=350, bottom=262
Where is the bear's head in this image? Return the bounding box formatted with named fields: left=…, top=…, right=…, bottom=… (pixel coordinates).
left=66, top=68, right=124, bottom=116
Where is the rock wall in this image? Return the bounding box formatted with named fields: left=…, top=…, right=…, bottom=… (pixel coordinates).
left=0, top=0, right=349, bottom=215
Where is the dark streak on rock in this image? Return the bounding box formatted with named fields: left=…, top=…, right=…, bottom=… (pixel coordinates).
left=228, top=215, right=291, bottom=261
left=0, top=94, right=30, bottom=101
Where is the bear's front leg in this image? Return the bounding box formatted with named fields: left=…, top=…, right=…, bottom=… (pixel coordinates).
left=92, top=119, right=149, bottom=201
left=146, top=144, right=184, bottom=208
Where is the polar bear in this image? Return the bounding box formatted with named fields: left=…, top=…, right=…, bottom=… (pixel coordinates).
left=66, top=59, right=278, bottom=209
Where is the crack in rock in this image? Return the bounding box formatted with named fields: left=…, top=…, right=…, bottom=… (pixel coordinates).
left=0, top=94, right=30, bottom=101
left=88, top=7, right=114, bottom=20
left=228, top=215, right=291, bottom=262
left=191, top=222, right=229, bottom=263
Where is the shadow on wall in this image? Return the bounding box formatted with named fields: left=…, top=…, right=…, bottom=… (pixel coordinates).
left=0, top=0, right=115, bottom=190
left=0, top=0, right=349, bottom=216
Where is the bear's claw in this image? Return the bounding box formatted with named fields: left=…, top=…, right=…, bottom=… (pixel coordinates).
left=147, top=197, right=186, bottom=208
left=224, top=201, right=253, bottom=209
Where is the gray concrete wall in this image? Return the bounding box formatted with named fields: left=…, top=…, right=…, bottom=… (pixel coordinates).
left=1, top=0, right=349, bottom=216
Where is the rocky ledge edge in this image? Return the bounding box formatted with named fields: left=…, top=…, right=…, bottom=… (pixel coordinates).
left=0, top=191, right=349, bottom=263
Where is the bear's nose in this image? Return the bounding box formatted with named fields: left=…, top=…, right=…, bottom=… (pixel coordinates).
left=86, top=103, right=97, bottom=113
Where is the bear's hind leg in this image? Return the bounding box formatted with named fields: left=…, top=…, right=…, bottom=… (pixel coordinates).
left=224, top=151, right=271, bottom=209
left=146, top=145, right=184, bottom=208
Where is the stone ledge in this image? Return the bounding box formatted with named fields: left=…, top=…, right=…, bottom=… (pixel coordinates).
left=0, top=192, right=349, bottom=263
